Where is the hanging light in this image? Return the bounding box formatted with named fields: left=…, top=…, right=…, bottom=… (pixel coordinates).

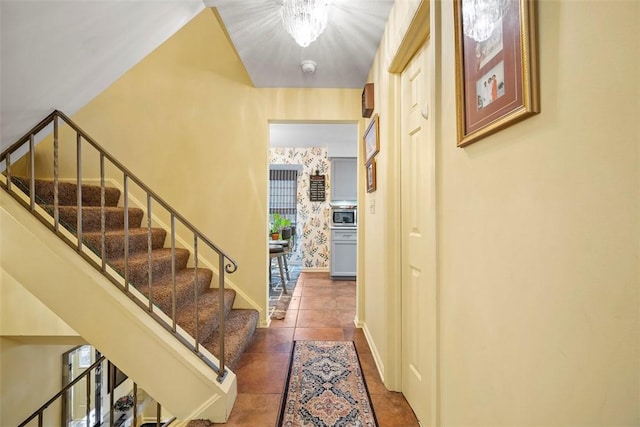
left=462, top=0, right=508, bottom=42
left=281, top=0, right=331, bottom=48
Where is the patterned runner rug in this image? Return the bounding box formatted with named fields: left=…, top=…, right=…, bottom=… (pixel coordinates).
left=278, top=341, right=378, bottom=427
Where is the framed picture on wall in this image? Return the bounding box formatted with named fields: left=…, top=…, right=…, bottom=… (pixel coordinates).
left=453, top=0, right=540, bottom=147
left=366, top=159, right=377, bottom=193
left=363, top=114, right=379, bottom=163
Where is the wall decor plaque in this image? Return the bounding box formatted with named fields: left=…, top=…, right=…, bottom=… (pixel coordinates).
left=309, top=171, right=326, bottom=201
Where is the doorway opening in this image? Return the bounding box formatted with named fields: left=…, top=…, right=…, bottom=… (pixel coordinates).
left=267, top=122, right=358, bottom=319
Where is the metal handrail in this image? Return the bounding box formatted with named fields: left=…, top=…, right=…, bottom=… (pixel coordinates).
left=1, top=110, right=236, bottom=382
left=18, top=355, right=105, bottom=427
left=18, top=355, right=176, bottom=427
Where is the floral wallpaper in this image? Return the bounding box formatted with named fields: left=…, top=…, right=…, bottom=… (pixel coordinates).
left=270, top=147, right=331, bottom=269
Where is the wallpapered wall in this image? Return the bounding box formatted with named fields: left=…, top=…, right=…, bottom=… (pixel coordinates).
left=269, top=147, right=331, bottom=269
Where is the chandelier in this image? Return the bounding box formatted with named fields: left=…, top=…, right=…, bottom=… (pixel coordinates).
left=281, top=0, right=331, bottom=48
left=462, top=0, right=508, bottom=42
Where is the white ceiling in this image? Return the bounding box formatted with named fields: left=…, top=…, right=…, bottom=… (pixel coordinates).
left=206, top=0, right=394, bottom=88
left=270, top=123, right=358, bottom=156
left=0, top=0, right=205, bottom=152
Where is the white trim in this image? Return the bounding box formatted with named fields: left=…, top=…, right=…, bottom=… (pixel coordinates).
left=362, top=322, right=385, bottom=384
left=300, top=267, right=330, bottom=273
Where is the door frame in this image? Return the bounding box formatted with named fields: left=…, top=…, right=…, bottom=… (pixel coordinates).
left=386, top=0, right=440, bottom=425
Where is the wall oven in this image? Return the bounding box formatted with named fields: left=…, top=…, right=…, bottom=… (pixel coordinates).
left=331, top=207, right=357, bottom=227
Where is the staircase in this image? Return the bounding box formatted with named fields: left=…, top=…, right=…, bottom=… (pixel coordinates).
left=10, top=176, right=258, bottom=371
left=1, top=110, right=261, bottom=422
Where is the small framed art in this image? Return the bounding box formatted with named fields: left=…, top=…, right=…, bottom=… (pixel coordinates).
left=363, top=114, right=379, bottom=164
left=366, top=159, right=377, bottom=193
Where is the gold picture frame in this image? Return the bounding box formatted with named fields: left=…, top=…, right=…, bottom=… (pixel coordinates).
left=363, top=114, right=379, bottom=164
left=366, top=159, right=377, bottom=193
left=454, top=0, right=540, bottom=147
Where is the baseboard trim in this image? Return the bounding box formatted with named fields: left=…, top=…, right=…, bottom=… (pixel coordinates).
left=300, top=267, right=329, bottom=273
left=362, top=323, right=385, bottom=384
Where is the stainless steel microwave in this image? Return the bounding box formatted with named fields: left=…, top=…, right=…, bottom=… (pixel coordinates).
left=332, top=208, right=356, bottom=227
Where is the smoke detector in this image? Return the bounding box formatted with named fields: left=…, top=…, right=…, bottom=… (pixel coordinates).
left=301, top=60, right=317, bottom=74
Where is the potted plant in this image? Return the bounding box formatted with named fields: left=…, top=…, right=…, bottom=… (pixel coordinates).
left=280, top=217, right=292, bottom=240
left=271, top=213, right=292, bottom=240
left=270, top=221, right=280, bottom=240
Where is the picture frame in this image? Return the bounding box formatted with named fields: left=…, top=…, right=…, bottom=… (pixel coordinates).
left=454, top=0, right=540, bottom=147
left=366, top=159, right=377, bottom=193
left=363, top=114, right=379, bottom=164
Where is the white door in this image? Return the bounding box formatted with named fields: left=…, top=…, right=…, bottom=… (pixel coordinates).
left=401, top=42, right=435, bottom=425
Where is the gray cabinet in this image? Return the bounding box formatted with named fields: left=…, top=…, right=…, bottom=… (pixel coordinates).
left=331, top=158, right=357, bottom=202
left=330, top=228, right=357, bottom=279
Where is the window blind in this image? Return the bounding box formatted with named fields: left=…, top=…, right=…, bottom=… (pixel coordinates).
left=269, top=169, right=298, bottom=216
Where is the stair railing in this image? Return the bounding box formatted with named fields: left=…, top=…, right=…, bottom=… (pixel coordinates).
left=18, top=355, right=176, bottom=427
left=0, top=110, right=236, bottom=382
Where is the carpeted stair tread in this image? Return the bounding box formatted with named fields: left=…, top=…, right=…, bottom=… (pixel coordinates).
left=16, top=176, right=258, bottom=380
left=203, top=309, right=259, bottom=370
left=109, top=248, right=190, bottom=287
left=50, top=205, right=144, bottom=232
left=139, top=268, right=214, bottom=315
left=82, top=228, right=167, bottom=258
left=175, top=289, right=236, bottom=343
left=10, top=177, right=120, bottom=206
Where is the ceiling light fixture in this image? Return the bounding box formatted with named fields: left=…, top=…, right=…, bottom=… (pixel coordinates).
left=300, top=60, right=317, bottom=73
left=281, top=0, right=331, bottom=48
left=462, top=0, right=508, bottom=42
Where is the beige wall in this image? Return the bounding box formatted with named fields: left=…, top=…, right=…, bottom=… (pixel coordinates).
left=437, top=1, right=638, bottom=424
left=1, top=268, right=79, bottom=337
left=362, top=0, right=639, bottom=424
left=360, top=36, right=394, bottom=384
left=0, top=338, right=74, bottom=426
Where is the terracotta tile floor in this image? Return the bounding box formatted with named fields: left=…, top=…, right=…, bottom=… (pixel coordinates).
left=214, top=271, right=420, bottom=427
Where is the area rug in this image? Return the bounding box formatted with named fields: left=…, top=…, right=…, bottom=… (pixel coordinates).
left=278, top=341, right=378, bottom=427
left=269, top=262, right=300, bottom=320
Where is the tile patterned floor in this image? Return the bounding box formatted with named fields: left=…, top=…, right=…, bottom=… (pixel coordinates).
left=214, top=272, right=420, bottom=427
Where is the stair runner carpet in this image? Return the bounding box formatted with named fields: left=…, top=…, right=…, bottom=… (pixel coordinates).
left=10, top=177, right=258, bottom=371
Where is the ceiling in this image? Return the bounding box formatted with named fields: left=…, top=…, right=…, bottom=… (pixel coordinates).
left=208, top=0, right=393, bottom=149
left=270, top=123, right=358, bottom=155
left=0, top=0, right=392, bottom=152
left=206, top=0, right=394, bottom=88
left=0, top=1, right=205, bottom=152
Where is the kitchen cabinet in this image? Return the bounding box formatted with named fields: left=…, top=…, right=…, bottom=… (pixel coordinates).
left=330, top=228, right=357, bottom=279
left=331, top=158, right=357, bottom=202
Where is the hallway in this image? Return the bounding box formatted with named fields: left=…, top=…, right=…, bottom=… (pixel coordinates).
left=215, top=272, right=419, bottom=426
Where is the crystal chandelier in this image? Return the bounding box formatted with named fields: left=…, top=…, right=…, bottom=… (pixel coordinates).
left=281, top=0, right=331, bottom=48
left=462, top=0, right=508, bottom=42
